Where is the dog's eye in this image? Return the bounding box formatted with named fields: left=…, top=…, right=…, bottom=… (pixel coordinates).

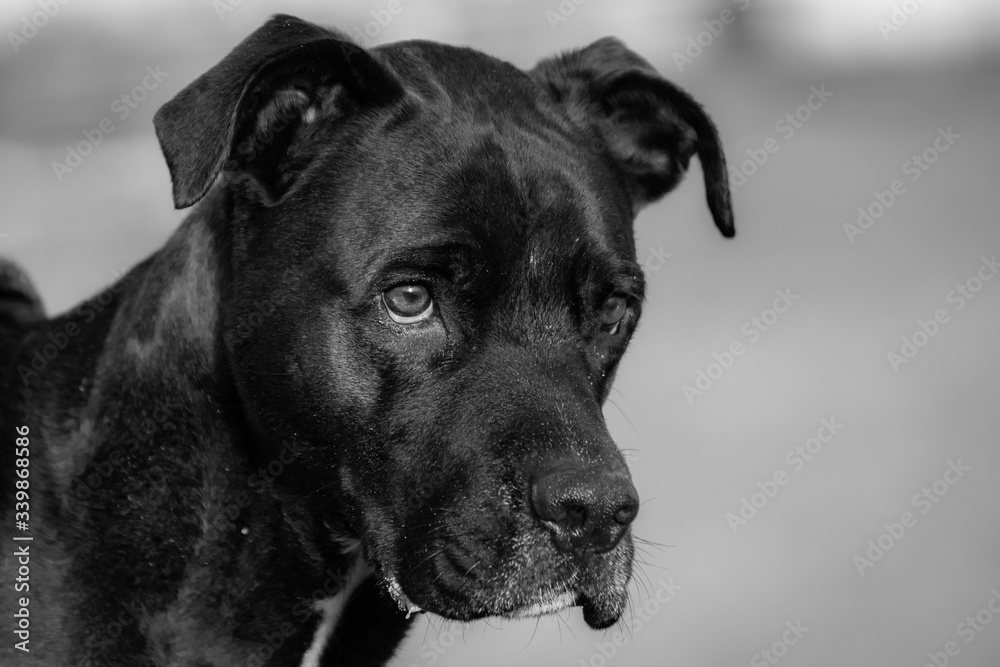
left=383, top=284, right=434, bottom=323
left=600, top=294, right=628, bottom=335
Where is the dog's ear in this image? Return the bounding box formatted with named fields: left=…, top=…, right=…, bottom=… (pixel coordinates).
left=530, top=37, right=734, bottom=237
left=153, top=14, right=404, bottom=208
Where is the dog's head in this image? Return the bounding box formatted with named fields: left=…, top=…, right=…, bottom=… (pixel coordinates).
left=154, top=15, right=733, bottom=629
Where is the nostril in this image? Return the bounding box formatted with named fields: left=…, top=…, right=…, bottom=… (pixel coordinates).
left=531, top=465, right=639, bottom=554
left=564, top=502, right=588, bottom=529
left=613, top=501, right=638, bottom=526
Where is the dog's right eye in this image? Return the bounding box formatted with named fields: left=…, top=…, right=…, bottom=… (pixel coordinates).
left=383, top=284, right=434, bottom=324
left=599, top=294, right=628, bottom=335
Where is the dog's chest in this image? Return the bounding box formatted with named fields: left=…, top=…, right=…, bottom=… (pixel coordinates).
left=299, top=555, right=371, bottom=667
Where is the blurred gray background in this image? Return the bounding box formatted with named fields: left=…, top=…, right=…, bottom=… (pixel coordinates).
left=3, top=1, right=999, bottom=666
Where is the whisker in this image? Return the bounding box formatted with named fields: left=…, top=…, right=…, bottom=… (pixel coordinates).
left=523, top=616, right=542, bottom=650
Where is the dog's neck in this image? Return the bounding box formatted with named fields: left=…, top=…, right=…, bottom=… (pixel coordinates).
left=23, top=197, right=227, bottom=499
left=17, top=196, right=416, bottom=664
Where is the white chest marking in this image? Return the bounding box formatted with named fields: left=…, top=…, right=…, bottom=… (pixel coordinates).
left=299, top=555, right=370, bottom=667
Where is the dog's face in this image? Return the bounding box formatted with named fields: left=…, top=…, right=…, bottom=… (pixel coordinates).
left=154, top=15, right=733, bottom=630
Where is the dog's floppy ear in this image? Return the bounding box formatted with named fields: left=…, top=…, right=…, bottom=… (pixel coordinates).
left=531, top=37, right=734, bottom=237
left=153, top=14, right=404, bottom=208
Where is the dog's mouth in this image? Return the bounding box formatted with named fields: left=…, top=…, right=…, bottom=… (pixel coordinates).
left=383, top=574, right=579, bottom=618
left=345, top=429, right=639, bottom=630
left=383, top=572, right=629, bottom=629
left=376, top=532, right=633, bottom=630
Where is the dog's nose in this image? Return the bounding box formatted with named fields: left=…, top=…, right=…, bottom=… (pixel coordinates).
left=530, top=464, right=639, bottom=555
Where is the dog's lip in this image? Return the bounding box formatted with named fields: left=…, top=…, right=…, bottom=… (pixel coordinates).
left=384, top=562, right=602, bottom=623
left=388, top=572, right=579, bottom=622
left=377, top=526, right=634, bottom=626
left=505, top=590, right=578, bottom=619
left=385, top=575, right=425, bottom=618
left=578, top=590, right=628, bottom=629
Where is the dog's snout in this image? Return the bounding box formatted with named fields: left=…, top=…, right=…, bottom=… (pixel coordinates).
left=531, top=465, right=639, bottom=554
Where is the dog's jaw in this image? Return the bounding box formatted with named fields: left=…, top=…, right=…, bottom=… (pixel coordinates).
left=384, top=572, right=578, bottom=622
left=509, top=591, right=578, bottom=618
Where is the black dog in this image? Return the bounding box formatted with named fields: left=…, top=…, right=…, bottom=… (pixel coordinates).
left=0, top=14, right=733, bottom=666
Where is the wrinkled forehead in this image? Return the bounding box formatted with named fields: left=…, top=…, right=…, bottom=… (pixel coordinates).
left=332, top=119, right=637, bottom=287
left=344, top=40, right=636, bottom=260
